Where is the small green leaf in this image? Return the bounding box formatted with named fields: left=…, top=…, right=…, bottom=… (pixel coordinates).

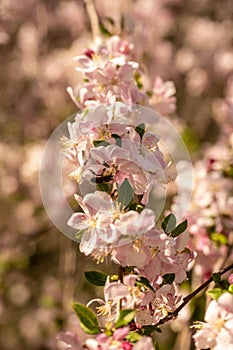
left=163, top=273, right=175, bottom=285
left=103, top=17, right=115, bottom=26
left=93, top=140, right=111, bottom=147
left=228, top=284, right=233, bottom=294
left=170, top=219, right=188, bottom=237
left=141, top=325, right=161, bottom=335
left=126, top=331, right=142, bottom=343
left=127, top=202, right=144, bottom=213
left=75, top=229, right=85, bottom=240
left=72, top=303, right=100, bottom=334
left=220, top=279, right=229, bottom=290
left=115, top=309, right=135, bottom=328
left=134, top=72, right=143, bottom=89
left=120, top=15, right=125, bottom=31
left=135, top=123, right=145, bottom=140
left=112, top=134, right=122, bottom=147
left=161, top=213, right=177, bottom=233
left=212, top=273, right=221, bottom=284
left=210, top=232, right=228, bottom=246
left=118, top=179, right=134, bottom=208
left=137, top=277, right=155, bottom=292
left=84, top=271, right=108, bottom=286
left=207, top=288, right=224, bottom=300
left=99, top=22, right=112, bottom=37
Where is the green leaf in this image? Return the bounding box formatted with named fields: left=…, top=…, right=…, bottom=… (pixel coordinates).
left=103, top=17, right=115, bottom=26
left=135, top=123, right=145, bottom=140
left=126, top=331, right=142, bottom=343
left=220, top=279, right=229, bottom=290
left=120, top=15, right=125, bottom=31
left=127, top=202, right=144, bottom=213
left=207, top=288, right=224, bottom=300
left=136, top=277, right=155, bottom=292
left=161, top=213, right=177, bottom=233
left=99, top=22, right=112, bottom=37
left=224, top=164, right=233, bottom=178
left=210, top=232, right=228, bottom=245
left=93, top=140, right=111, bottom=147
left=72, top=303, right=100, bottom=334
left=229, top=284, right=233, bottom=294
left=118, top=179, right=134, bottom=208
left=134, top=72, right=143, bottom=89
left=141, top=325, right=161, bottom=335
left=170, top=219, right=188, bottom=237
left=212, top=272, right=221, bottom=284
left=75, top=229, right=85, bottom=240
left=163, top=273, right=175, bottom=285
left=115, top=309, right=135, bottom=328
left=84, top=271, right=108, bottom=286
left=112, top=134, right=122, bottom=147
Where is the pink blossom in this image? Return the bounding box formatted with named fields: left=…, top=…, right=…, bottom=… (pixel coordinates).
left=228, top=274, right=233, bottom=285
left=193, top=294, right=233, bottom=350
left=150, top=77, right=177, bottom=115
left=113, top=226, right=192, bottom=287
left=68, top=191, right=155, bottom=255
left=88, top=276, right=144, bottom=326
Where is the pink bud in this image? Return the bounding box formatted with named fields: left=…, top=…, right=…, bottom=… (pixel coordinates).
left=228, top=274, right=233, bottom=284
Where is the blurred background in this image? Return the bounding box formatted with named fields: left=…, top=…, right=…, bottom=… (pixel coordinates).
left=0, top=0, right=232, bottom=349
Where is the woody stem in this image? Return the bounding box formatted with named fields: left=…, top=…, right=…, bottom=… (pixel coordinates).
left=154, top=262, right=233, bottom=328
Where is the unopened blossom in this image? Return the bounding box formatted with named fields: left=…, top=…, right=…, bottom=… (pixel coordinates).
left=228, top=274, right=233, bottom=285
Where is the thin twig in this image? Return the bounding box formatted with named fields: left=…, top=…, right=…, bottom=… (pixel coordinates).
left=84, top=0, right=100, bottom=41
left=154, top=262, right=233, bottom=327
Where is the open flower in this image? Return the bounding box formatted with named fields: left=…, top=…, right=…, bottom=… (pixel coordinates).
left=67, top=191, right=155, bottom=255
left=193, top=293, right=233, bottom=350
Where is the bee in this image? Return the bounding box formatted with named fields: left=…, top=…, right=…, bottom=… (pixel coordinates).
left=90, top=166, right=114, bottom=184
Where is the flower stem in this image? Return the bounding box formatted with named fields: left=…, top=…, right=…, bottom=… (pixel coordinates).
left=83, top=0, right=100, bottom=41
left=154, top=262, right=233, bottom=327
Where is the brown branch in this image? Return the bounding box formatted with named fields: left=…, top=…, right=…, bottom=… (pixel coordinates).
left=154, top=262, right=233, bottom=328
left=118, top=265, right=124, bottom=283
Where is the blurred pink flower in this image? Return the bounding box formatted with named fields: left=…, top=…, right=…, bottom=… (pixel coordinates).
left=150, top=77, right=176, bottom=115
left=193, top=294, right=233, bottom=350
left=57, top=331, right=82, bottom=350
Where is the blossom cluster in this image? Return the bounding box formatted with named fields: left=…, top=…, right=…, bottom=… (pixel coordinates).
left=57, top=9, right=233, bottom=350
left=187, top=97, right=233, bottom=280
left=57, top=30, right=195, bottom=349
left=67, top=35, right=176, bottom=115
left=63, top=103, right=177, bottom=258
